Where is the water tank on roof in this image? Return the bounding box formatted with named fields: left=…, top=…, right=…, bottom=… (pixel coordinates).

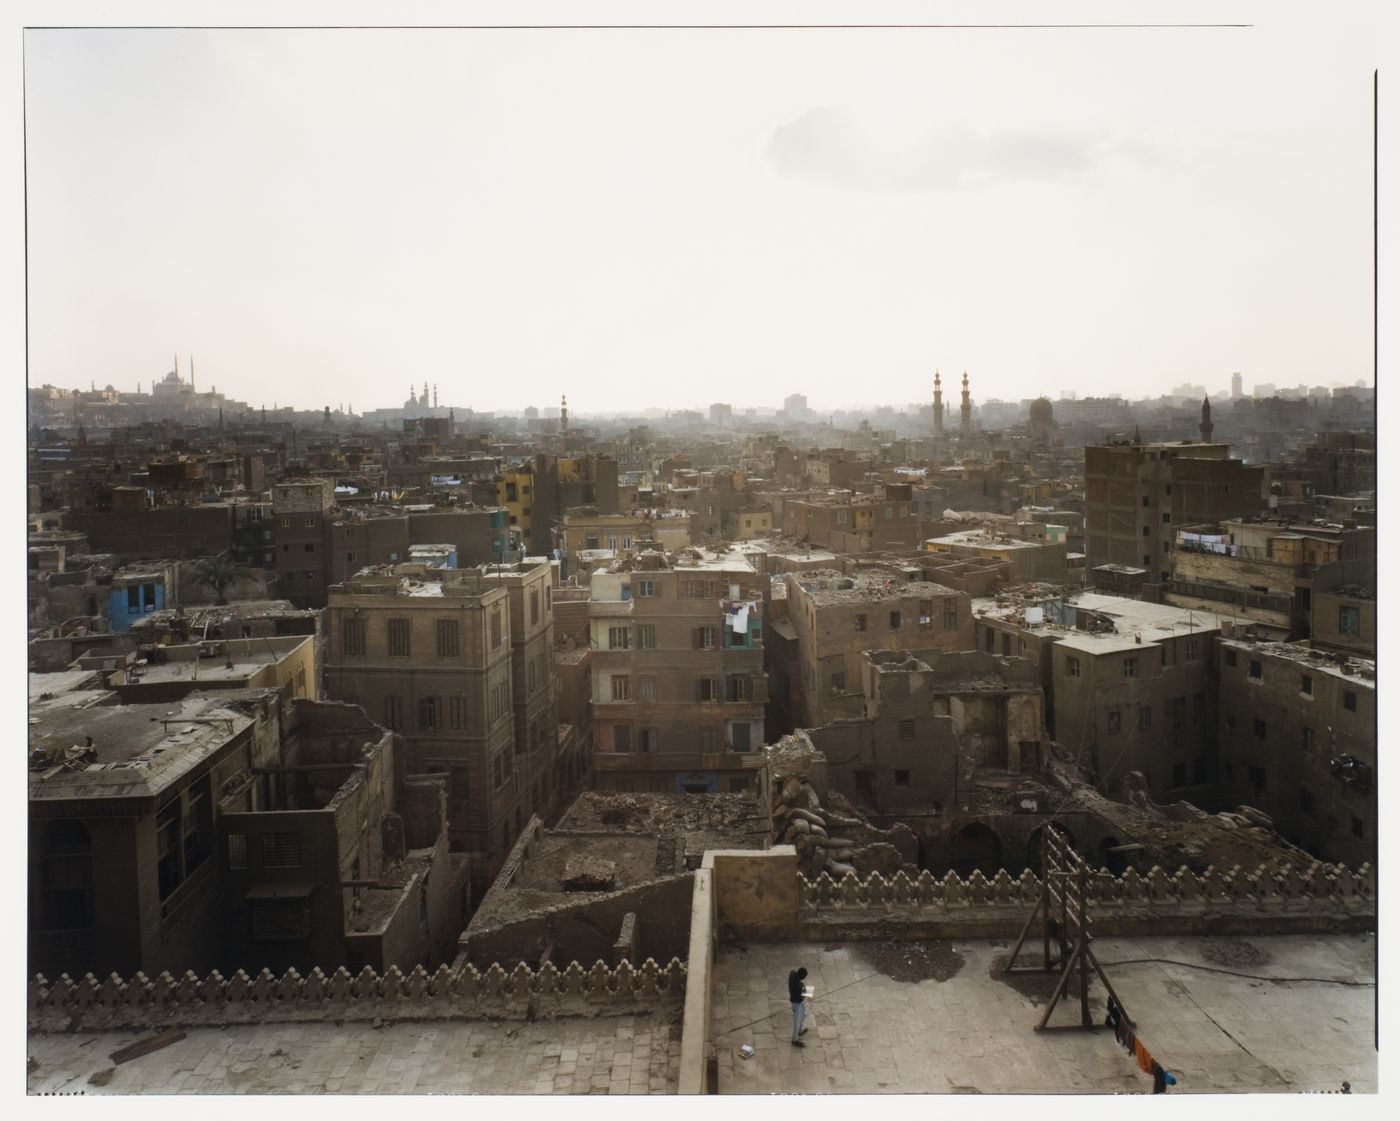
left=1024, top=606, right=1044, bottom=625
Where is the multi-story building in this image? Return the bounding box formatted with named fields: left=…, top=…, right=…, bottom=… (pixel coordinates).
left=782, top=571, right=973, bottom=729
left=780, top=484, right=924, bottom=554
left=323, top=561, right=565, bottom=890
left=924, top=524, right=1068, bottom=585
left=28, top=676, right=463, bottom=980
left=498, top=453, right=620, bottom=555
left=476, top=560, right=571, bottom=827
left=1083, top=441, right=1268, bottom=586
left=271, top=478, right=336, bottom=608
left=997, top=593, right=1227, bottom=805
left=274, top=480, right=509, bottom=609
left=1166, top=517, right=1375, bottom=642
left=587, top=547, right=768, bottom=794
left=1215, top=638, right=1375, bottom=865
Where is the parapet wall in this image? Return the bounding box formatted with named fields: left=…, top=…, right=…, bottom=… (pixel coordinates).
left=797, top=861, right=1376, bottom=939
left=28, top=957, right=686, bottom=1033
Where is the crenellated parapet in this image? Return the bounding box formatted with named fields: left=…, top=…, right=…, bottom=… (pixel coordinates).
left=797, top=862, right=1374, bottom=935
left=28, top=956, right=686, bottom=1033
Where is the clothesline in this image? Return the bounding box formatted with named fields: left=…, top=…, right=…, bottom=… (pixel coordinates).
left=1106, top=997, right=1175, bottom=1093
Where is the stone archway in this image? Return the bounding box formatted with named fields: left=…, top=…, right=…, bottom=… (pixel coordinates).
left=1025, top=820, right=1076, bottom=874
left=1097, top=835, right=1130, bottom=875
left=947, top=822, right=1003, bottom=878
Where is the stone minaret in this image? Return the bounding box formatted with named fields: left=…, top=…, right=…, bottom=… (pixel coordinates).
left=959, top=371, right=972, bottom=433
left=560, top=394, right=569, bottom=433
left=933, top=370, right=944, bottom=435
left=1199, top=396, right=1214, bottom=443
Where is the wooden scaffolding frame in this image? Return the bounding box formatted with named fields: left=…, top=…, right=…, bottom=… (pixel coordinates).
left=1003, top=824, right=1134, bottom=1031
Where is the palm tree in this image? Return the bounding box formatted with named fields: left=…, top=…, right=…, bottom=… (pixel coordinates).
left=192, top=553, right=249, bottom=606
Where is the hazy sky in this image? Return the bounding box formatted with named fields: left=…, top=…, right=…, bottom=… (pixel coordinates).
left=22, top=4, right=1386, bottom=413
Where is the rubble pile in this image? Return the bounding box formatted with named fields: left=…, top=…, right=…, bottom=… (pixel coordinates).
left=771, top=775, right=918, bottom=880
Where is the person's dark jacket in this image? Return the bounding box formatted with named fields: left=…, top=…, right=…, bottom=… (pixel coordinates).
left=788, top=971, right=805, bottom=1004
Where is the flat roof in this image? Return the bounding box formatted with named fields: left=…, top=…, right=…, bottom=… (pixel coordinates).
left=974, top=591, right=1228, bottom=650
left=27, top=691, right=259, bottom=801
left=712, top=935, right=1374, bottom=1094
left=926, top=532, right=1042, bottom=551
left=1219, top=638, right=1375, bottom=686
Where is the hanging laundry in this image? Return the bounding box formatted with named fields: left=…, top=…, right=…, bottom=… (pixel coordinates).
left=1135, top=1038, right=1153, bottom=1074
left=730, top=603, right=750, bottom=633
left=1151, top=1061, right=1167, bottom=1094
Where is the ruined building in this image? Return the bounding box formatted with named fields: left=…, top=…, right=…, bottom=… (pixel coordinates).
left=28, top=672, right=463, bottom=980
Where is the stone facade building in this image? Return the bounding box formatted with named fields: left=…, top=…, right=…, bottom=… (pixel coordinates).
left=1166, top=517, right=1375, bottom=642
left=1084, top=441, right=1268, bottom=586
left=587, top=547, right=768, bottom=794
left=1215, top=638, right=1375, bottom=865
left=273, top=477, right=508, bottom=609
left=977, top=592, right=1226, bottom=805
left=782, top=571, right=973, bottom=729
left=324, top=562, right=567, bottom=887
left=27, top=672, right=462, bottom=980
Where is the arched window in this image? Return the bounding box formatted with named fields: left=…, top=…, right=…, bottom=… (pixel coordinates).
left=40, top=819, right=93, bottom=929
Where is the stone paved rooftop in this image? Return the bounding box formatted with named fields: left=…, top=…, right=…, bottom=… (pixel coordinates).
left=712, top=935, right=1375, bottom=1095
left=27, top=1012, right=681, bottom=1096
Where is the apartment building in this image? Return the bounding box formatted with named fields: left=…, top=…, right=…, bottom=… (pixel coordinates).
left=782, top=571, right=973, bottom=728
left=28, top=680, right=462, bottom=979
left=498, top=453, right=620, bottom=555
left=476, top=560, right=575, bottom=826
left=324, top=566, right=525, bottom=886
left=1032, top=594, right=1226, bottom=805
left=1166, top=517, right=1375, bottom=641
left=1084, top=441, right=1268, bottom=585
left=924, top=525, right=1068, bottom=585
left=273, top=478, right=509, bottom=609
left=780, top=485, right=925, bottom=554
left=1214, top=638, right=1375, bottom=866
left=271, top=479, right=336, bottom=608
left=587, top=547, right=768, bottom=794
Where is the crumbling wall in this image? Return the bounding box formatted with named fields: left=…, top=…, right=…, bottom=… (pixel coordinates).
left=461, top=874, right=695, bottom=970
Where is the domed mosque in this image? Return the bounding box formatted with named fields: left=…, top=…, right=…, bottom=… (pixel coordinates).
left=1027, top=396, right=1058, bottom=445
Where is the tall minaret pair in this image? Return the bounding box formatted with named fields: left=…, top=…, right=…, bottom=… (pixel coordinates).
left=933, top=370, right=973, bottom=435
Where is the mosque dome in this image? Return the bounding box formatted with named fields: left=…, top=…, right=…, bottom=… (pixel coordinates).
left=1029, top=397, right=1055, bottom=423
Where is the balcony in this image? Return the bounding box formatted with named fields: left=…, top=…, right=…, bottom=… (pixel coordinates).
left=588, top=600, right=634, bottom=617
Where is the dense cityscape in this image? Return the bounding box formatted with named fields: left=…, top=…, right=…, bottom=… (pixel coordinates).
left=26, top=363, right=1376, bottom=1094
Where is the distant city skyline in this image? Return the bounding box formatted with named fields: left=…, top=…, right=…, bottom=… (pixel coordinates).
left=24, top=7, right=1381, bottom=412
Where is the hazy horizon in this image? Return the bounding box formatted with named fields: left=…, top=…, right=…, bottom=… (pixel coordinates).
left=23, top=7, right=1381, bottom=413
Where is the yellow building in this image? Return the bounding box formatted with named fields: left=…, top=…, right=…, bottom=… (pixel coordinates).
left=497, top=467, right=535, bottom=543
left=735, top=508, right=773, bottom=539
left=562, top=512, right=655, bottom=558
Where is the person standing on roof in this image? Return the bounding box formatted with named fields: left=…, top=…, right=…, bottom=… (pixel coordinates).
left=788, top=966, right=809, bottom=1046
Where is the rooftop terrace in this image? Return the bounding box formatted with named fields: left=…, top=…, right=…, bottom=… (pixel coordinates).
left=712, top=935, right=1374, bottom=1094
